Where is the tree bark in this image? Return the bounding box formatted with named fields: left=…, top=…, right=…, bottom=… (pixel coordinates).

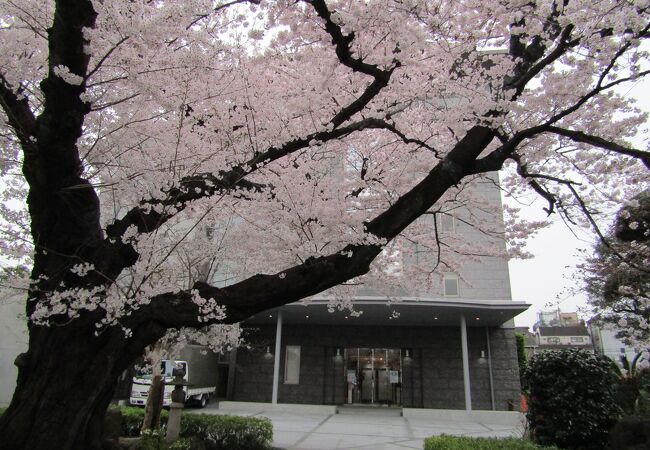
left=0, top=320, right=164, bottom=450
left=141, top=375, right=165, bottom=432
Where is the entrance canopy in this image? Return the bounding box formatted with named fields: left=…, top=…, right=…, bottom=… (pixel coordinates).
left=246, top=297, right=529, bottom=327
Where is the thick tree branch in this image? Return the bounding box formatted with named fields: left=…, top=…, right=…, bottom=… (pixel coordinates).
left=32, top=0, right=97, bottom=185
left=0, top=74, right=36, bottom=148
left=128, top=127, right=496, bottom=329
left=545, top=126, right=650, bottom=169
left=23, top=0, right=102, bottom=320
left=306, top=0, right=400, bottom=129
left=104, top=1, right=403, bottom=246
left=105, top=117, right=397, bottom=240
left=508, top=26, right=578, bottom=98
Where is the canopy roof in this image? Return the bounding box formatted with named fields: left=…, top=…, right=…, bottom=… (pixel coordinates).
left=245, top=297, right=529, bottom=327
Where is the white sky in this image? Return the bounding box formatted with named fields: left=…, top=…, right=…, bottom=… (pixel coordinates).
left=509, top=207, right=594, bottom=328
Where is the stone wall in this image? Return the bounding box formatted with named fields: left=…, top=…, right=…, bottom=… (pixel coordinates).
left=231, top=324, right=521, bottom=411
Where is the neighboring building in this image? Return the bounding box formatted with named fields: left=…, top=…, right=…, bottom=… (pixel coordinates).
left=221, top=175, right=529, bottom=412
left=533, top=326, right=593, bottom=353
left=534, top=309, right=580, bottom=329
left=0, top=293, right=28, bottom=406
left=588, top=319, right=641, bottom=366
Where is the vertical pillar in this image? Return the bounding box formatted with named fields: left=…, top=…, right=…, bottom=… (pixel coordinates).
left=485, top=327, right=495, bottom=410
left=460, top=315, right=472, bottom=411
left=226, top=347, right=237, bottom=400
left=271, top=310, right=283, bottom=404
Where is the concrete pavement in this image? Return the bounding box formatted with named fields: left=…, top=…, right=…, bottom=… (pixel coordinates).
left=190, top=402, right=526, bottom=450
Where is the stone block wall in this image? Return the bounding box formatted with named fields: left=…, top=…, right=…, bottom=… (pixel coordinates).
left=231, top=324, right=521, bottom=411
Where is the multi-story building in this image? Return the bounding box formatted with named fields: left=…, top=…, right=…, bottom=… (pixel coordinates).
left=221, top=175, right=529, bottom=411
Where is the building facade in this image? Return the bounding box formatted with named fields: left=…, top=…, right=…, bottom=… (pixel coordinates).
left=220, top=175, right=529, bottom=411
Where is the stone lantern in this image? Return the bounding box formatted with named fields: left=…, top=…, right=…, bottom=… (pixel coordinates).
left=166, top=365, right=189, bottom=443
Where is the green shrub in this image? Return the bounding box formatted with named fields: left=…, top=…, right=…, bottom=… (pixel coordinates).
left=167, top=438, right=195, bottom=450
left=136, top=428, right=166, bottom=450
left=120, top=406, right=170, bottom=437
left=423, top=435, right=559, bottom=449
left=181, top=413, right=272, bottom=450
left=118, top=407, right=272, bottom=450
left=524, top=349, right=621, bottom=450
left=608, top=415, right=650, bottom=450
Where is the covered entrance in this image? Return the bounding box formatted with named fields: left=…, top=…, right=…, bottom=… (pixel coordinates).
left=344, top=348, right=402, bottom=405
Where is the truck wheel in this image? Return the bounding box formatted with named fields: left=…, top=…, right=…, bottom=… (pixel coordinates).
left=199, top=394, right=208, bottom=408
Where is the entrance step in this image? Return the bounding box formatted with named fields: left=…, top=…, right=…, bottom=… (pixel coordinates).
left=338, top=405, right=403, bottom=417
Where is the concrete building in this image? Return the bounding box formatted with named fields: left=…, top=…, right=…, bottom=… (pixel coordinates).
left=0, top=293, right=28, bottom=406
left=534, top=309, right=580, bottom=329
left=588, top=320, right=642, bottom=366
left=221, top=175, right=529, bottom=411
left=533, top=326, right=593, bottom=353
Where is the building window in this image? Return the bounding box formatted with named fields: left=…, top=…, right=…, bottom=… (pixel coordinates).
left=438, top=213, right=456, bottom=233
left=204, top=225, right=215, bottom=240
left=284, top=345, right=301, bottom=384
left=443, top=274, right=459, bottom=297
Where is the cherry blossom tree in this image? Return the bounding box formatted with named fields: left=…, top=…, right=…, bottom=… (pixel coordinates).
left=583, top=190, right=650, bottom=356
left=0, top=1, right=648, bottom=448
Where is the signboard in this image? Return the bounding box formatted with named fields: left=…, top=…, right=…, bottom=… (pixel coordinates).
left=389, top=370, right=399, bottom=384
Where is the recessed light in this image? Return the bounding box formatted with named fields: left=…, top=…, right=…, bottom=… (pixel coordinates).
left=475, top=317, right=480, bottom=321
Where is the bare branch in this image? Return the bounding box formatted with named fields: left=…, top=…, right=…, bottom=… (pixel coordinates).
left=85, top=36, right=130, bottom=80
left=104, top=117, right=398, bottom=240
left=90, top=92, right=140, bottom=112
left=186, top=0, right=260, bottom=30
left=545, top=126, right=650, bottom=169
left=0, top=74, right=36, bottom=147
left=306, top=0, right=400, bottom=129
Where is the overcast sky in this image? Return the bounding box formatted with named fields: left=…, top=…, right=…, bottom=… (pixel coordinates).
left=509, top=207, right=594, bottom=329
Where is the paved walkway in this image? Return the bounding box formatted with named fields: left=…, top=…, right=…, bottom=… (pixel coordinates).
left=194, top=403, right=526, bottom=450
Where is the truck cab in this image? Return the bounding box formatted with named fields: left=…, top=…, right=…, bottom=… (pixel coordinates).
left=129, top=360, right=189, bottom=407
left=130, top=345, right=219, bottom=408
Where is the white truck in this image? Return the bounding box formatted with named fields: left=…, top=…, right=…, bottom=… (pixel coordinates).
left=129, top=345, right=219, bottom=408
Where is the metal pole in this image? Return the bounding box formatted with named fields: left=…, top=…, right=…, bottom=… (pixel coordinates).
left=485, top=327, right=495, bottom=410
left=271, top=310, right=283, bottom=404
left=371, top=348, right=375, bottom=404
left=460, top=314, right=472, bottom=411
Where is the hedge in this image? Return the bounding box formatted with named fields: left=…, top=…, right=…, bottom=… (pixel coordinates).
left=118, top=406, right=273, bottom=450
left=424, top=436, right=559, bottom=450
left=523, top=350, right=620, bottom=450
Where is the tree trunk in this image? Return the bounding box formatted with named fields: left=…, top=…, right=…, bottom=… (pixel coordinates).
left=141, top=375, right=165, bottom=432
left=0, top=320, right=160, bottom=450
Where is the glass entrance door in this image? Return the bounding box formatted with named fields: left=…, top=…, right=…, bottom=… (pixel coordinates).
left=345, top=348, right=402, bottom=405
